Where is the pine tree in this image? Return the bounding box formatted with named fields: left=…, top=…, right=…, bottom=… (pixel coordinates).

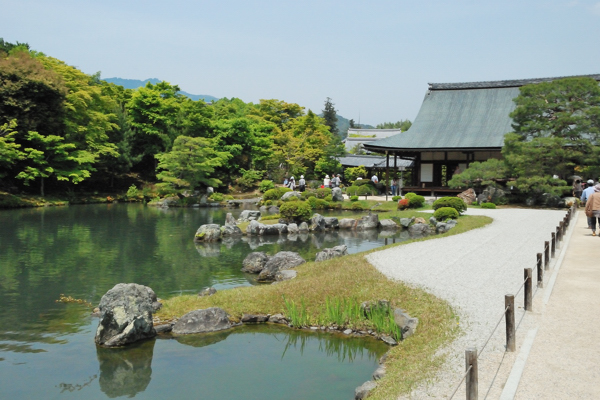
left=322, top=97, right=339, bottom=136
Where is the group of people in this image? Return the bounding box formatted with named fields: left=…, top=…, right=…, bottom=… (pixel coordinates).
left=581, top=179, right=600, bottom=236
left=323, top=174, right=341, bottom=188
left=283, top=175, right=306, bottom=192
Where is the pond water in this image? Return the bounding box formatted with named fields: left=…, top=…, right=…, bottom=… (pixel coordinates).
left=0, top=204, right=415, bottom=399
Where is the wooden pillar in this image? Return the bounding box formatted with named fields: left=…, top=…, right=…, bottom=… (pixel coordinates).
left=524, top=268, right=532, bottom=311
left=537, top=253, right=544, bottom=288
left=393, top=152, right=397, bottom=196
left=505, top=294, right=516, bottom=352
left=465, top=348, right=478, bottom=400
left=385, top=151, right=389, bottom=201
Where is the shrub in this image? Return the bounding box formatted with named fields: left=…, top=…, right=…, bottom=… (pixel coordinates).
left=353, top=179, right=375, bottom=187
left=224, top=195, right=234, bottom=200
left=208, top=192, right=224, bottom=202
left=481, top=202, right=496, bottom=209
left=259, top=180, right=275, bottom=193
left=392, top=195, right=401, bottom=202
left=284, top=196, right=299, bottom=202
left=331, top=202, right=342, bottom=210
left=345, top=166, right=367, bottom=182
left=126, top=185, right=139, bottom=199
left=316, top=187, right=332, bottom=199
left=433, top=207, right=459, bottom=220
left=314, top=199, right=330, bottom=209
left=237, top=168, right=265, bottom=190
left=346, top=186, right=359, bottom=196
left=350, top=195, right=359, bottom=202
left=324, top=194, right=333, bottom=202
left=397, top=198, right=410, bottom=210
left=307, top=196, right=318, bottom=209
left=263, top=189, right=281, bottom=201
left=279, top=201, right=313, bottom=222
left=404, top=192, right=425, bottom=208
left=432, top=197, right=467, bottom=214
left=351, top=202, right=364, bottom=210
left=301, top=190, right=317, bottom=200
left=279, top=187, right=292, bottom=194
left=264, top=200, right=273, bottom=206
left=357, top=185, right=374, bottom=197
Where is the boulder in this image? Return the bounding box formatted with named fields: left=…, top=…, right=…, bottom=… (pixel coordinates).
left=373, top=366, right=386, bottom=380
left=323, top=217, right=339, bottom=230
left=206, top=187, right=214, bottom=194
left=221, top=224, right=242, bottom=237
left=268, top=206, right=280, bottom=213
left=194, top=224, right=222, bottom=242
left=339, top=218, right=356, bottom=229
left=540, top=193, right=561, bottom=208
left=479, top=185, right=507, bottom=204
left=239, top=210, right=261, bottom=222
left=414, top=217, right=427, bottom=224
left=162, top=196, right=179, bottom=207
left=408, top=223, right=430, bottom=235
left=260, top=224, right=282, bottom=235
left=458, top=188, right=477, bottom=205
left=198, top=287, right=217, bottom=297
left=287, top=223, right=299, bottom=234
left=310, top=213, right=326, bottom=231
left=246, top=220, right=264, bottom=235
left=281, top=191, right=302, bottom=201
left=172, top=308, right=232, bottom=334
left=331, top=187, right=344, bottom=202
left=225, top=212, right=237, bottom=226
left=355, top=381, right=377, bottom=400
left=241, top=252, right=270, bottom=273
left=356, top=213, right=379, bottom=230
left=298, top=222, right=309, bottom=232
left=257, top=251, right=306, bottom=282
left=315, top=245, right=348, bottom=262
left=275, top=269, right=298, bottom=282
left=241, top=314, right=269, bottom=323
left=268, top=313, right=288, bottom=324
left=379, top=219, right=399, bottom=230
left=393, top=309, right=419, bottom=339
left=380, top=335, right=398, bottom=346
left=436, top=222, right=454, bottom=234
left=399, top=217, right=414, bottom=228
left=259, top=205, right=268, bottom=212
left=95, top=283, right=160, bottom=347
left=429, top=216, right=437, bottom=225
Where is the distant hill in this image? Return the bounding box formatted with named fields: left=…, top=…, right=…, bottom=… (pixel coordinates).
left=317, top=113, right=373, bottom=138
left=102, top=77, right=219, bottom=103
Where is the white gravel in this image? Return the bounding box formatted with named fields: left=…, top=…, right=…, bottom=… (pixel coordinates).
left=366, top=208, right=567, bottom=399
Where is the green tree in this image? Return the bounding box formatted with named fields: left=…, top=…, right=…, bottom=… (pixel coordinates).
left=0, top=120, right=25, bottom=177
left=322, top=97, right=338, bottom=137
left=448, top=159, right=507, bottom=189
left=376, top=120, right=412, bottom=131
left=155, top=135, right=231, bottom=191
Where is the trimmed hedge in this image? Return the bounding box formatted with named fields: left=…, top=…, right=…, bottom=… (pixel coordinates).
left=350, top=195, right=359, bottom=202
left=392, top=195, right=401, bottom=202
left=315, top=187, right=332, bottom=199
left=357, top=185, right=374, bottom=197
left=404, top=192, right=425, bottom=208
left=433, top=207, right=459, bottom=220
left=353, top=179, right=375, bottom=187
left=301, top=190, right=317, bottom=200
left=259, top=180, right=275, bottom=192
left=432, top=196, right=467, bottom=214
left=481, top=202, right=496, bottom=209
left=346, top=186, right=359, bottom=196
left=279, top=201, right=312, bottom=222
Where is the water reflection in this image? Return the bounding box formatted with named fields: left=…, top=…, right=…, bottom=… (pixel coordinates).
left=97, top=340, right=155, bottom=398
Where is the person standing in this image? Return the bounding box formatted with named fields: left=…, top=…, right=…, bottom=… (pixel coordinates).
left=573, top=179, right=583, bottom=198
left=584, top=183, right=600, bottom=236
left=323, top=175, right=331, bottom=188
left=298, top=175, right=306, bottom=192
left=391, top=178, right=398, bottom=196
left=289, top=176, right=296, bottom=191
left=582, top=179, right=596, bottom=229
left=371, top=174, right=378, bottom=184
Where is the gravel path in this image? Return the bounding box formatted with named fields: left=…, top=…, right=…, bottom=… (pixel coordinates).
left=366, top=208, right=566, bottom=399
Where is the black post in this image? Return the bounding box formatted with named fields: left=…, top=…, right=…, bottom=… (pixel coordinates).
left=505, top=294, right=516, bottom=352
left=524, top=268, right=533, bottom=311
left=465, top=348, right=478, bottom=400
left=537, top=253, right=544, bottom=288
left=544, top=241, right=550, bottom=270
left=551, top=232, right=556, bottom=258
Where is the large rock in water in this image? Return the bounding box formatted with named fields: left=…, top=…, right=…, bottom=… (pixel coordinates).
left=258, top=251, right=306, bottom=281
left=310, top=213, right=326, bottom=231
left=356, top=213, right=379, bottom=230
left=323, top=217, right=339, bottom=230
left=95, top=283, right=161, bottom=347
left=194, top=224, right=222, bottom=242
left=238, top=210, right=261, bottom=222
left=331, top=187, right=344, bottom=202
left=339, top=218, right=356, bottom=229
left=172, top=308, right=232, bottom=334
left=241, top=252, right=270, bottom=273
left=315, top=245, right=348, bottom=262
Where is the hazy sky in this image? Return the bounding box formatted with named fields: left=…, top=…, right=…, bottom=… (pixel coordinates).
left=3, top=0, right=600, bottom=125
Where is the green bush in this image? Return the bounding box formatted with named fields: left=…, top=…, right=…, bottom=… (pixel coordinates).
left=481, top=202, right=496, bottom=209
left=345, top=166, right=367, bottom=182
left=307, top=196, right=318, bottom=209
left=404, top=192, right=425, bottom=208
left=264, top=200, right=273, bottom=206
left=353, top=179, right=375, bottom=187
left=346, top=186, right=359, bottom=196
left=316, top=187, right=332, bottom=199
left=237, top=168, right=265, bottom=190
left=351, top=202, right=364, bottom=210
left=263, top=189, right=281, bottom=201
left=392, top=195, right=401, bottom=202
left=433, top=196, right=467, bottom=214
left=279, top=187, right=292, bottom=194
left=126, top=185, right=139, bottom=199
left=208, top=192, right=224, bottom=202
left=357, top=185, right=374, bottom=197
left=350, top=195, right=359, bottom=202
left=279, top=201, right=313, bottom=222
left=324, top=194, right=333, bottom=202
left=331, top=202, right=342, bottom=210
left=224, top=195, right=234, bottom=200
left=259, top=180, right=275, bottom=193
left=433, top=207, right=459, bottom=220
left=284, top=196, right=299, bottom=202
left=301, top=190, right=317, bottom=200
left=314, top=199, right=330, bottom=209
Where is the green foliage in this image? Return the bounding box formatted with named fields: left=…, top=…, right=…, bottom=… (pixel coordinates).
left=237, top=168, right=264, bottom=190
left=392, top=195, right=401, bottom=201
left=314, top=199, right=330, bottom=209
left=344, top=166, right=367, bottom=182
left=324, top=194, right=333, bottom=202
left=404, top=193, right=425, bottom=208
left=279, top=201, right=312, bottom=222
left=315, top=187, right=332, bottom=199
left=259, top=180, right=275, bottom=192
left=307, top=196, right=318, bottom=209
left=432, top=197, right=467, bottom=214
left=301, top=190, right=316, bottom=200
left=208, top=192, right=224, bottom=202
left=0, top=120, right=24, bottom=177
left=322, top=97, right=338, bottom=136
left=357, top=185, right=374, bottom=197
left=283, top=195, right=299, bottom=202
left=351, top=202, right=364, bottom=210
left=263, top=189, right=281, bottom=201
left=375, top=119, right=412, bottom=131
left=366, top=306, right=403, bottom=342
left=480, top=202, right=496, bottom=209
left=282, top=296, right=309, bottom=327
left=448, top=159, right=507, bottom=189
left=346, top=186, right=359, bottom=196
left=350, top=195, right=359, bottom=202
left=433, top=207, right=459, bottom=220
left=126, top=185, right=139, bottom=199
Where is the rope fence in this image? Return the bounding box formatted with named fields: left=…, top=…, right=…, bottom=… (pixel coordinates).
left=447, top=204, right=577, bottom=400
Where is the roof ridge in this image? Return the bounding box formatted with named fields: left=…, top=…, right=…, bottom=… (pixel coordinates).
left=429, top=74, right=600, bottom=90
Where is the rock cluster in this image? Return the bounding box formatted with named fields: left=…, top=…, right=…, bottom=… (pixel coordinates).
left=241, top=251, right=306, bottom=282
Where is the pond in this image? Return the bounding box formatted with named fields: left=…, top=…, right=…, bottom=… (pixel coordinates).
left=0, top=204, right=414, bottom=399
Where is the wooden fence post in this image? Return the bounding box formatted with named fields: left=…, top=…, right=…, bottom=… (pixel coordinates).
left=524, top=268, right=532, bottom=311
left=465, top=348, right=478, bottom=400
left=505, top=294, right=516, bottom=352
left=537, top=253, right=544, bottom=288
left=557, top=224, right=562, bottom=242
left=562, top=218, right=567, bottom=235
left=551, top=232, right=556, bottom=258
left=544, top=241, right=550, bottom=270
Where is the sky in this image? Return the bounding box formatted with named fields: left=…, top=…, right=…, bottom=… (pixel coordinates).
left=3, top=0, right=600, bottom=125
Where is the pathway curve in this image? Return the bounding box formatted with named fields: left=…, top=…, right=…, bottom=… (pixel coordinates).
left=366, top=207, right=567, bottom=399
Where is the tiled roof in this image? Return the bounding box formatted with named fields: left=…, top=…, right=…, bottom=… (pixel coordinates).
left=337, top=155, right=413, bottom=169
left=429, top=74, right=600, bottom=90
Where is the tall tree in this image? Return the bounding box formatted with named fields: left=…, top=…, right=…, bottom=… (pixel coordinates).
left=322, top=97, right=338, bottom=137
left=376, top=120, right=412, bottom=131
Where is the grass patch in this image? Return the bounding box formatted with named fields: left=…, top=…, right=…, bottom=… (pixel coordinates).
left=158, top=212, right=491, bottom=397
